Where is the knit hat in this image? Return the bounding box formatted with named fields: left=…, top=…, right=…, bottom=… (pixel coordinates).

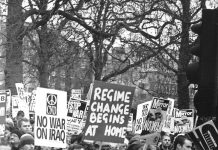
left=10, top=129, right=24, bottom=139
left=19, top=134, right=34, bottom=148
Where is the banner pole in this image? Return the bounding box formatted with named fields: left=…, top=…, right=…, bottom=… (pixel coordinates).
left=99, top=141, right=102, bottom=150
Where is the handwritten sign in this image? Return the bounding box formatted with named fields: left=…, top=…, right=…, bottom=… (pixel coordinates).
left=84, top=81, right=135, bottom=143
left=34, top=87, right=67, bottom=148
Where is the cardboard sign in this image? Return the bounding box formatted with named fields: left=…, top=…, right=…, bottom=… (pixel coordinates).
left=141, top=97, right=170, bottom=134
left=15, top=83, right=25, bottom=100
left=84, top=81, right=135, bottom=143
left=11, top=95, right=29, bottom=119
left=187, top=120, right=218, bottom=150
left=34, top=87, right=67, bottom=148
left=173, top=109, right=194, bottom=133
left=0, top=93, right=6, bottom=137
left=0, top=89, right=11, bottom=116
left=71, top=89, right=82, bottom=100
left=67, top=98, right=87, bottom=136
left=135, top=101, right=152, bottom=134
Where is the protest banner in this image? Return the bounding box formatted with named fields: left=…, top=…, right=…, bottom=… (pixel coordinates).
left=67, top=98, right=87, bottom=136
left=0, top=93, right=6, bottom=137
left=173, top=109, right=194, bottom=133
left=34, top=87, right=67, bottom=148
left=0, top=89, right=11, bottom=116
left=135, top=101, right=152, bottom=134
left=141, top=97, right=170, bottom=135
left=71, top=89, right=82, bottom=100
left=187, top=120, right=218, bottom=150
left=84, top=81, right=135, bottom=143
left=11, top=95, right=29, bottom=119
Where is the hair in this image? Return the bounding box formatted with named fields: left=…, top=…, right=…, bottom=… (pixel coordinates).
left=70, top=133, right=83, bottom=144
left=17, top=117, right=29, bottom=128
left=173, top=135, right=191, bottom=150
left=17, top=110, right=24, bottom=117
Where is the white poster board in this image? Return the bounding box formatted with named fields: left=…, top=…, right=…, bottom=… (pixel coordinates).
left=12, top=95, right=29, bottom=119
left=34, top=87, right=67, bottom=148
left=135, top=101, right=152, bottom=134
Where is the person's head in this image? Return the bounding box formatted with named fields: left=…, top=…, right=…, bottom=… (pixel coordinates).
left=19, top=134, right=34, bottom=150
left=70, top=133, right=83, bottom=144
left=68, top=144, right=85, bottom=150
left=6, top=117, right=14, bottom=129
left=173, top=135, right=192, bottom=150
left=9, top=129, right=23, bottom=148
left=18, top=118, right=32, bottom=134
left=161, top=134, right=171, bottom=149
left=16, top=111, right=25, bottom=120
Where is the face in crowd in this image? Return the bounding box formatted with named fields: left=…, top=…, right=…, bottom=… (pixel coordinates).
left=174, top=135, right=192, bottom=150
left=9, top=133, right=20, bottom=146
left=178, top=139, right=192, bottom=150
left=162, top=135, right=171, bottom=148
left=18, top=118, right=33, bottom=134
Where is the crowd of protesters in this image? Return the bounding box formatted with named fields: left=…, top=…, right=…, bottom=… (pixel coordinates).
left=0, top=110, right=197, bottom=150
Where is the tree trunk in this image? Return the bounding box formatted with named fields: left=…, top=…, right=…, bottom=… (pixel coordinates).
left=38, top=64, right=49, bottom=88
left=5, top=0, right=24, bottom=94
left=55, top=67, right=61, bottom=90
left=65, top=66, right=71, bottom=95
left=38, top=25, right=49, bottom=88
left=177, top=0, right=191, bottom=109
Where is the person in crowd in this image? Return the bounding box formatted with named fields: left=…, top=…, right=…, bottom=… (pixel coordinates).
left=126, top=135, right=145, bottom=150
left=68, top=144, right=85, bottom=150
left=17, top=118, right=33, bottom=135
left=9, top=129, right=23, bottom=150
left=1, top=125, right=12, bottom=145
left=18, top=134, right=34, bottom=150
left=13, top=111, right=25, bottom=128
left=157, top=133, right=172, bottom=150
left=173, top=135, right=192, bottom=150
left=6, top=118, right=14, bottom=129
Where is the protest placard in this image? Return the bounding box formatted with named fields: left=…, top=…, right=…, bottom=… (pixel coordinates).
left=135, top=101, right=152, bottom=134
left=15, top=83, right=25, bottom=100
left=84, top=81, right=135, bottom=143
left=0, top=89, right=11, bottom=116
left=34, top=87, right=67, bottom=148
left=67, top=98, right=87, bottom=136
left=71, top=89, right=82, bottom=100
left=141, top=97, right=170, bottom=135
left=0, top=93, right=6, bottom=137
left=173, top=109, right=194, bottom=133
left=187, top=120, right=218, bottom=150
left=11, top=95, right=29, bottom=119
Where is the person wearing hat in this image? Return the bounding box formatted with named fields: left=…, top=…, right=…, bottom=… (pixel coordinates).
left=9, top=129, right=24, bottom=150
left=18, top=134, right=34, bottom=150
